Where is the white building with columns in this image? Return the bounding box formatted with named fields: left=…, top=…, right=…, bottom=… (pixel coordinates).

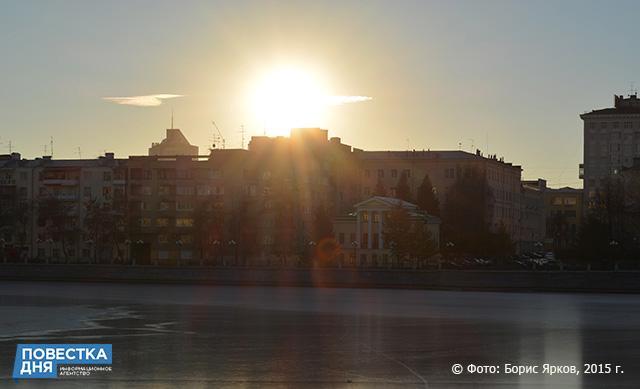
left=333, top=196, right=440, bottom=266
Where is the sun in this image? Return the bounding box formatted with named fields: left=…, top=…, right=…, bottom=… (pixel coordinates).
left=250, top=67, right=329, bottom=135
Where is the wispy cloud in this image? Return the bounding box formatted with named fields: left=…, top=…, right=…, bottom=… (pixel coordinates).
left=103, top=94, right=184, bottom=107
left=325, top=95, right=373, bottom=105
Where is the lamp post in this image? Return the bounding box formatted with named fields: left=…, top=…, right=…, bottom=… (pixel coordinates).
left=228, top=240, right=237, bottom=266
left=308, top=240, right=317, bottom=267
left=443, top=241, right=455, bottom=270
left=175, top=240, right=183, bottom=267
left=84, top=239, right=94, bottom=264
left=45, top=238, right=54, bottom=264
left=609, top=240, right=619, bottom=271
left=135, top=239, right=144, bottom=266
left=350, top=241, right=358, bottom=268
left=212, top=240, right=220, bottom=266
left=124, top=239, right=132, bottom=266
left=0, top=238, right=6, bottom=264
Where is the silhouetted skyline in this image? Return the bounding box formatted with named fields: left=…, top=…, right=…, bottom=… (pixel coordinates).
left=3, top=1, right=640, bottom=188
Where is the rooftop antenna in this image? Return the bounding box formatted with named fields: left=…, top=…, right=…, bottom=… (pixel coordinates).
left=630, top=82, right=638, bottom=96
left=239, top=125, right=246, bottom=149
left=44, top=144, right=48, bottom=155
left=50, top=136, right=54, bottom=158
left=211, top=121, right=226, bottom=149
left=77, top=147, right=82, bottom=159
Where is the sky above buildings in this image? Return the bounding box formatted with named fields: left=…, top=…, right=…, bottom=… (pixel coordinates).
left=2, top=0, right=640, bottom=188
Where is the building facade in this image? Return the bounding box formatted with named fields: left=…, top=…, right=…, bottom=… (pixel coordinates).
left=333, top=196, right=440, bottom=267
left=544, top=187, right=583, bottom=250
left=1, top=126, right=538, bottom=263
left=354, top=150, right=522, bottom=241
left=580, top=94, right=640, bottom=207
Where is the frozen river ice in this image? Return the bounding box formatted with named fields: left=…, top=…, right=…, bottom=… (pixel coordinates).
left=0, top=281, right=639, bottom=388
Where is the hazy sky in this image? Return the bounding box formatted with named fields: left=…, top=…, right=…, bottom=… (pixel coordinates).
left=2, top=0, right=640, bottom=188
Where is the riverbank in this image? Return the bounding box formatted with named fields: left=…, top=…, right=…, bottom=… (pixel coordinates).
left=1, top=264, right=639, bottom=293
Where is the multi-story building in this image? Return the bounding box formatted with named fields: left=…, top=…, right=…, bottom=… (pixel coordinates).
left=333, top=196, right=440, bottom=266
left=544, top=187, right=583, bottom=249
left=580, top=93, right=640, bottom=207
left=149, top=128, right=199, bottom=156
left=520, top=179, right=547, bottom=253
left=354, top=150, right=522, bottom=240
left=1, top=126, right=535, bottom=263
left=0, top=152, right=126, bottom=262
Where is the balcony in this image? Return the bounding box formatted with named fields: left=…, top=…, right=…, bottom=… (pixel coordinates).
left=42, top=178, right=78, bottom=186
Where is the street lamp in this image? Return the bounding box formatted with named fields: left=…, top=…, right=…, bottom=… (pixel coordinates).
left=45, top=238, right=54, bottom=264
left=609, top=240, right=619, bottom=270
left=351, top=241, right=358, bottom=268
left=228, top=240, right=237, bottom=266
left=84, top=239, right=94, bottom=264
left=212, top=240, right=221, bottom=266
left=124, top=239, right=132, bottom=265
left=0, top=238, right=6, bottom=264
left=135, top=240, right=144, bottom=266
left=175, top=240, right=183, bottom=267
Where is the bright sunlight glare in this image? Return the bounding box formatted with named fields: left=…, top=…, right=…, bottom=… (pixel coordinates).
left=250, top=67, right=330, bottom=135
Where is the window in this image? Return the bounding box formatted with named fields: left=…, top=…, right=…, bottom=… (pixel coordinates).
left=176, top=218, right=194, bottom=227
left=176, top=186, right=194, bottom=196
left=391, top=169, right=398, bottom=178
left=83, top=171, right=92, bottom=180
left=362, top=233, right=369, bottom=247
left=176, top=201, right=194, bottom=211
left=83, top=187, right=92, bottom=197
left=552, top=197, right=563, bottom=206
left=197, top=185, right=211, bottom=196
left=364, top=187, right=370, bottom=196
left=445, top=167, right=455, bottom=179
left=564, top=197, right=577, bottom=205
left=403, top=169, right=411, bottom=178
left=141, top=186, right=152, bottom=196
left=158, top=234, right=169, bottom=243
left=364, top=170, right=370, bottom=178
left=176, top=169, right=192, bottom=179
left=209, top=169, right=222, bottom=179
left=377, top=169, right=384, bottom=178
left=142, top=169, right=152, bottom=180
left=373, top=213, right=380, bottom=223
left=103, top=172, right=112, bottom=181
left=102, top=186, right=112, bottom=198
left=338, top=233, right=345, bottom=244
left=362, top=211, right=369, bottom=222
left=158, top=250, right=169, bottom=260
left=139, top=218, right=152, bottom=227
left=19, top=172, right=27, bottom=180
left=156, top=218, right=169, bottom=227
left=158, top=185, right=172, bottom=196
left=180, top=250, right=193, bottom=259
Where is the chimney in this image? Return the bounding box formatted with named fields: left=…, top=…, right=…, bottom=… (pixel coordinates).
left=105, top=152, right=114, bottom=159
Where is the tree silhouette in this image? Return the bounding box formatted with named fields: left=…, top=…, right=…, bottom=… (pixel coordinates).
left=416, top=173, right=440, bottom=216
left=374, top=177, right=386, bottom=196
left=395, top=172, right=412, bottom=202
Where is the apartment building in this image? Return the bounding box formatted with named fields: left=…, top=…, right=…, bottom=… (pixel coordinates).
left=580, top=94, right=640, bottom=206
left=354, top=150, right=522, bottom=240
left=0, top=152, right=126, bottom=261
